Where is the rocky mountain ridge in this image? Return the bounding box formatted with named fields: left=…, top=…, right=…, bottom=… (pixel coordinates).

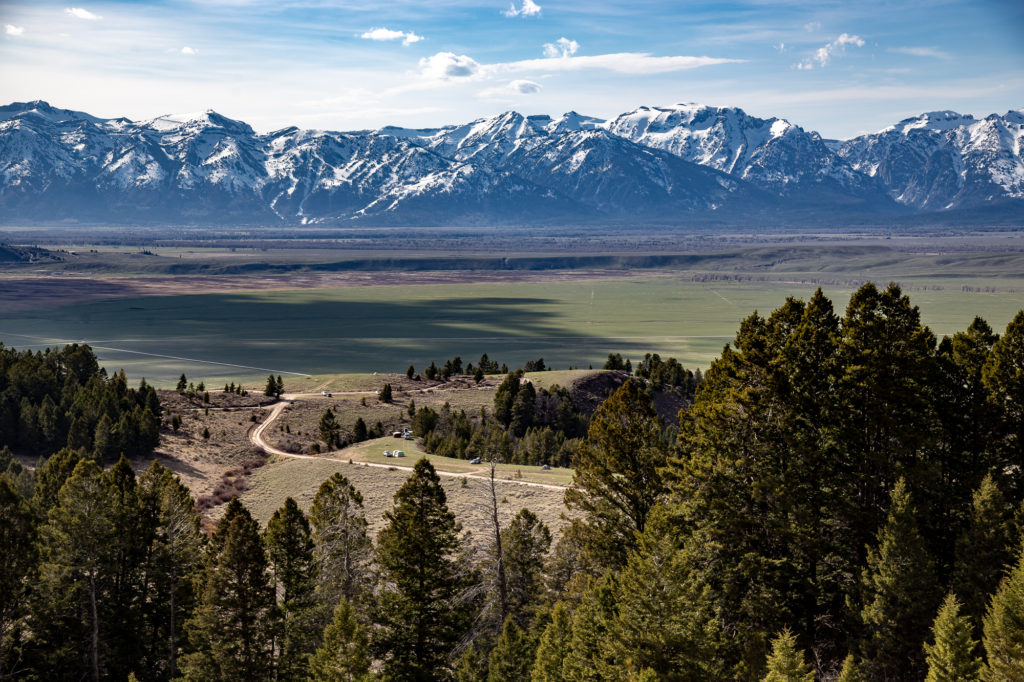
left=1, top=100, right=1020, bottom=226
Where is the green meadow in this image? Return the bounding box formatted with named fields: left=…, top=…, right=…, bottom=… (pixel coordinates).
left=2, top=274, right=1022, bottom=387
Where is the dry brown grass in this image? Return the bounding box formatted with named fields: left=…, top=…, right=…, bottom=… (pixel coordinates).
left=236, top=455, right=571, bottom=548
left=146, top=403, right=266, bottom=503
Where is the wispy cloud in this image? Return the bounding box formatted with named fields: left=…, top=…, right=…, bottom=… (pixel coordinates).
left=889, top=46, right=951, bottom=60
left=479, top=79, right=542, bottom=99
left=419, top=52, right=481, bottom=80
left=65, top=7, right=101, bottom=20
left=507, top=52, right=743, bottom=75
left=361, top=27, right=423, bottom=46
left=4, top=24, right=25, bottom=36
left=803, top=21, right=822, bottom=32
left=181, top=46, right=197, bottom=55
left=504, top=0, right=541, bottom=18
left=797, top=32, right=864, bottom=69
left=542, top=37, right=578, bottom=59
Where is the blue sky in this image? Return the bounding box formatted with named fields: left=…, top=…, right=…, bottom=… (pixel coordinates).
left=1, top=0, right=1021, bottom=138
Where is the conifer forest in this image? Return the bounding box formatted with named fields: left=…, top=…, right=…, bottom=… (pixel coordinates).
left=3, top=282, right=1024, bottom=682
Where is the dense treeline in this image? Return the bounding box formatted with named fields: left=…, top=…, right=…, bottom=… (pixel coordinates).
left=0, top=343, right=160, bottom=462
left=412, top=370, right=591, bottom=467
left=542, top=283, right=1024, bottom=681
left=4, top=283, right=1024, bottom=680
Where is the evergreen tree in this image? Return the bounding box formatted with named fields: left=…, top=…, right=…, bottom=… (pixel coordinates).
left=182, top=501, right=278, bottom=681
left=277, top=375, right=285, bottom=397
left=836, top=655, right=866, bottom=682
left=488, top=617, right=536, bottom=682
left=502, top=508, right=552, bottom=626
left=352, top=418, right=368, bottom=443
left=380, top=383, right=393, bottom=404
left=564, top=379, right=667, bottom=570
left=33, top=446, right=82, bottom=512
left=264, top=497, right=317, bottom=682
left=983, top=311, right=1024, bottom=497
left=310, top=474, right=373, bottom=611
left=372, top=458, right=469, bottom=681
left=176, top=374, right=188, bottom=394
left=509, top=381, right=537, bottom=438
left=606, top=507, right=720, bottom=680
left=762, top=629, right=814, bottom=682
left=982, top=540, right=1024, bottom=681
left=102, top=456, right=149, bottom=678
left=407, top=365, right=415, bottom=379
left=561, top=576, right=617, bottom=682
left=531, top=601, right=572, bottom=682
left=265, top=374, right=278, bottom=398
left=308, top=599, right=371, bottom=682
left=953, top=474, right=1016, bottom=629
left=494, top=371, right=523, bottom=427
left=35, top=459, right=116, bottom=681
left=456, top=643, right=487, bottom=682
left=137, top=462, right=203, bottom=681
left=924, top=593, right=981, bottom=682
left=859, top=478, right=940, bottom=681
left=0, top=476, right=36, bottom=678
left=319, top=410, right=341, bottom=449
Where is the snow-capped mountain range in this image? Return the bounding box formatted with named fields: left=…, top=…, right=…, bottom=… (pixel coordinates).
left=1, top=100, right=1021, bottom=226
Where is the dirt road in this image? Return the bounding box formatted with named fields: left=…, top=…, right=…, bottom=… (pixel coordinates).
left=248, top=397, right=568, bottom=492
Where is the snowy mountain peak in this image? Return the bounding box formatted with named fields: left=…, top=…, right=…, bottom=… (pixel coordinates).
left=886, top=110, right=976, bottom=135
left=0, top=100, right=107, bottom=125
left=0, top=100, right=1020, bottom=226
left=1002, top=109, right=1024, bottom=125
left=545, top=111, right=604, bottom=134
left=145, top=110, right=254, bottom=134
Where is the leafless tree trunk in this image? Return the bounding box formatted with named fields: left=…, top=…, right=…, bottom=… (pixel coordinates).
left=88, top=571, right=100, bottom=682
left=488, top=459, right=508, bottom=621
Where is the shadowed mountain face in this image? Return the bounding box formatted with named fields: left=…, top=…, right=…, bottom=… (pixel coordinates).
left=0, top=100, right=1020, bottom=226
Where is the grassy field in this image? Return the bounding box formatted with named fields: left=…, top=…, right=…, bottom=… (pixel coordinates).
left=235, top=455, right=571, bottom=547
left=3, top=274, right=1022, bottom=387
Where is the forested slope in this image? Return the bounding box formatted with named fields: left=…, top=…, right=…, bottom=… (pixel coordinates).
left=2, top=283, right=1024, bottom=680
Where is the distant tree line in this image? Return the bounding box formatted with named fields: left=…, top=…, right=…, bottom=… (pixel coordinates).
left=0, top=343, right=160, bottom=462
left=409, top=370, right=590, bottom=468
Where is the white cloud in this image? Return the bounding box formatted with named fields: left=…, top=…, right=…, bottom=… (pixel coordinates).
left=506, top=52, right=743, bottom=75
left=889, top=46, right=951, bottom=60
left=361, top=27, right=423, bottom=46
left=5, top=24, right=25, bottom=36
left=804, top=21, right=822, bottom=32
left=503, top=0, right=541, bottom=17
left=798, top=32, right=864, bottom=69
left=65, top=7, right=101, bottom=20
left=543, top=37, right=579, bottom=59
left=774, top=42, right=786, bottom=53
left=419, top=52, right=482, bottom=80
left=181, top=46, right=197, bottom=55
left=479, top=79, right=542, bottom=98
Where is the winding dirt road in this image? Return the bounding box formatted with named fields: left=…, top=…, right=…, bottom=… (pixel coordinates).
left=248, top=396, right=568, bottom=492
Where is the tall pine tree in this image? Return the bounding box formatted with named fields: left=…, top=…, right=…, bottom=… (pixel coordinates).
left=762, top=629, right=814, bottom=682
left=264, top=497, right=317, bottom=682
left=923, top=593, right=981, bottom=682
left=858, top=478, right=940, bottom=681
left=982, top=539, right=1024, bottom=681
left=564, top=379, right=667, bottom=571
left=308, top=599, right=371, bottom=682
left=372, top=458, right=469, bottom=680
left=182, top=501, right=278, bottom=681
